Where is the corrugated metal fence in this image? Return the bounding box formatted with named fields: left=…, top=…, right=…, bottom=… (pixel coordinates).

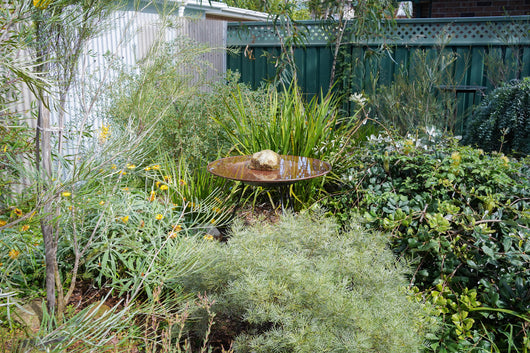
left=226, top=16, right=530, bottom=133
left=15, top=8, right=226, bottom=155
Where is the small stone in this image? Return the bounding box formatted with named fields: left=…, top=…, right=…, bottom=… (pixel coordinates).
left=248, top=150, right=281, bottom=170
left=14, top=298, right=43, bottom=333
left=204, top=225, right=222, bottom=238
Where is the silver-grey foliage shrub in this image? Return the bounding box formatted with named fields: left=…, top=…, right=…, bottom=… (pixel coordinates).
left=181, top=211, right=434, bottom=352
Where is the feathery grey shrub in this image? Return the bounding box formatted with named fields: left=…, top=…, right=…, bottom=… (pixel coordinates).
left=181, top=211, right=434, bottom=352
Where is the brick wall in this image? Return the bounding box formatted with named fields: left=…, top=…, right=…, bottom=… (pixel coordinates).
left=418, top=0, right=530, bottom=17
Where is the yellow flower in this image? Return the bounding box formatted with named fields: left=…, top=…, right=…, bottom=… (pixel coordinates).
left=155, top=214, right=164, bottom=220
left=33, top=0, right=52, bottom=9
left=204, top=234, right=214, bottom=241
left=179, top=179, right=187, bottom=186
left=99, top=201, right=105, bottom=206
left=111, top=164, right=117, bottom=169
left=0, top=220, right=6, bottom=227
left=148, top=191, right=156, bottom=202
left=144, top=166, right=151, bottom=171
left=119, top=170, right=127, bottom=175
left=156, top=181, right=161, bottom=188
left=61, top=191, right=72, bottom=197
left=152, top=165, right=160, bottom=170
left=500, top=155, right=509, bottom=167
left=8, top=249, right=20, bottom=260
left=213, top=207, right=221, bottom=214
left=160, top=184, right=169, bottom=191
left=164, top=175, right=171, bottom=183
left=210, top=218, right=216, bottom=224
left=168, top=225, right=182, bottom=238
left=126, top=164, right=136, bottom=170
left=140, top=220, right=145, bottom=228
left=99, top=125, right=110, bottom=144
left=121, top=215, right=129, bottom=223
left=14, top=208, right=23, bottom=217
left=21, top=225, right=30, bottom=232
left=122, top=187, right=129, bottom=191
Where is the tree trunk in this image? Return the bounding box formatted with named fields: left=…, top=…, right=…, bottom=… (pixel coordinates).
left=37, top=99, right=57, bottom=315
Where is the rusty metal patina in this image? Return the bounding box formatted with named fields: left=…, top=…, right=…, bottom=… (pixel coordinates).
left=207, top=155, right=331, bottom=187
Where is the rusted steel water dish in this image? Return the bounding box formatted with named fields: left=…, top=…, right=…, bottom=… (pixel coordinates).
left=207, top=155, right=331, bottom=187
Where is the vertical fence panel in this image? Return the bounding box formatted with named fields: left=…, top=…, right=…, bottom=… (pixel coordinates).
left=305, top=47, right=318, bottom=95
left=522, top=47, right=530, bottom=77
left=227, top=16, right=530, bottom=133
left=317, top=47, right=332, bottom=93
left=253, top=48, right=268, bottom=86
left=294, top=47, right=305, bottom=89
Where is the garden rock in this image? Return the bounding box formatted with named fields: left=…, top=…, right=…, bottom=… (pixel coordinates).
left=14, top=298, right=43, bottom=332
left=248, top=150, right=280, bottom=170
left=204, top=224, right=222, bottom=239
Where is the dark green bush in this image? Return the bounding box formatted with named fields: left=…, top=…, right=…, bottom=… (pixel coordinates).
left=464, top=77, right=530, bottom=156
left=180, top=211, right=434, bottom=353
left=327, top=131, right=530, bottom=352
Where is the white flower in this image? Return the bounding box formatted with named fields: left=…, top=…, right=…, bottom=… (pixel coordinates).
left=349, top=93, right=368, bottom=107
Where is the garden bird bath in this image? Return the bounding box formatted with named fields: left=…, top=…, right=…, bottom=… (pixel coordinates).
left=207, top=151, right=331, bottom=209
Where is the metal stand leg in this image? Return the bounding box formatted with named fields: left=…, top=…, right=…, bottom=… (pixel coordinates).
left=278, top=185, right=293, bottom=213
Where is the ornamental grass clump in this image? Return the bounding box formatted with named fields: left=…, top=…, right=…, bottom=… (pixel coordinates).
left=180, top=211, right=434, bottom=353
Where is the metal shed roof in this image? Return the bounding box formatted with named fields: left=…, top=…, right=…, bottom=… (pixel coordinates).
left=134, top=0, right=270, bottom=21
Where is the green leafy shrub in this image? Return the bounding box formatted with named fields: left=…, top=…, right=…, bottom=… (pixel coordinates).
left=464, top=77, right=530, bottom=156
left=180, top=211, right=434, bottom=353
left=329, top=131, right=530, bottom=351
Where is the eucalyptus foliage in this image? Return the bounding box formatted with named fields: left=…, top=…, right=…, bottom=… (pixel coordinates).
left=360, top=47, right=459, bottom=134
left=0, top=1, right=48, bottom=209
left=180, top=211, right=434, bottom=353
left=106, top=44, right=246, bottom=169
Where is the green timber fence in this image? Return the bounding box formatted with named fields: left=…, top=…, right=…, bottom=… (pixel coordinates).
left=226, top=16, right=530, bottom=134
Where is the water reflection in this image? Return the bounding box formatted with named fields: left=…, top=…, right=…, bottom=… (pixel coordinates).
left=207, top=155, right=331, bottom=187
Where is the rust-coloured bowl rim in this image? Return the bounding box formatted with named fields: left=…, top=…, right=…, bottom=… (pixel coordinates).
left=207, top=155, right=332, bottom=187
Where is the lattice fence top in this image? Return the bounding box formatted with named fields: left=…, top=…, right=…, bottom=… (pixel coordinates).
left=227, top=16, right=530, bottom=47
